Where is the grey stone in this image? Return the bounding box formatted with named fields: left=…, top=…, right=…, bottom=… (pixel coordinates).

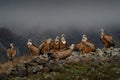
left=32, top=65, right=43, bottom=73
left=32, top=56, right=49, bottom=64
left=0, top=73, right=8, bottom=80
left=16, top=63, right=27, bottom=77
left=17, top=63, right=26, bottom=71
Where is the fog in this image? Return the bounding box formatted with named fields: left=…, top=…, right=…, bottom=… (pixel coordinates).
left=0, top=1, right=120, bottom=61
left=0, top=0, right=120, bottom=34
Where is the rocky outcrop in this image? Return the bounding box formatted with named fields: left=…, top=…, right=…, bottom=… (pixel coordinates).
left=0, top=48, right=120, bottom=79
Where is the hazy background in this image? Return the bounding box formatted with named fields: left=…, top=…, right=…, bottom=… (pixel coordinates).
left=0, top=0, right=120, bottom=61
left=0, top=0, right=120, bottom=32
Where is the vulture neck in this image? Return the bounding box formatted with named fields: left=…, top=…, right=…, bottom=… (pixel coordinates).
left=62, top=40, right=66, bottom=44
left=11, top=46, right=14, bottom=49
left=47, top=40, right=51, bottom=44
left=101, top=31, right=105, bottom=38
left=61, top=37, right=66, bottom=44
left=82, top=37, right=88, bottom=42
left=55, top=41, right=59, bottom=44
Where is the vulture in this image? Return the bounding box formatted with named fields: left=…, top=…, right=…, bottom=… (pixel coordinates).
left=52, top=36, right=60, bottom=51
left=76, top=34, right=95, bottom=54
left=27, top=39, right=39, bottom=57
left=100, top=29, right=115, bottom=48
left=60, top=34, right=68, bottom=50
left=50, top=44, right=75, bottom=62
left=76, top=41, right=86, bottom=53
left=7, top=43, right=16, bottom=61
left=39, top=38, right=53, bottom=54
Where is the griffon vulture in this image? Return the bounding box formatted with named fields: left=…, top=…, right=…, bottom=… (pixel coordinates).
left=76, top=34, right=95, bottom=54
left=50, top=44, right=75, bottom=62
left=7, top=43, right=16, bottom=61
left=27, top=39, right=39, bottom=57
left=52, top=36, right=60, bottom=51
left=60, top=34, right=68, bottom=50
left=39, top=38, right=53, bottom=54
left=100, top=29, right=115, bottom=48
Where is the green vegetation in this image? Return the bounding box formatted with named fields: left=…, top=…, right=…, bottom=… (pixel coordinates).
left=9, top=59, right=120, bottom=80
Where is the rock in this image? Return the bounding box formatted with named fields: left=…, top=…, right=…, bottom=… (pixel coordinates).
left=71, top=51, right=80, bottom=56
left=66, top=57, right=80, bottom=63
left=110, top=48, right=120, bottom=56
left=96, top=48, right=104, bottom=58
left=7, top=47, right=120, bottom=79
left=43, top=63, right=57, bottom=72
left=88, top=52, right=96, bottom=60
left=10, top=67, right=18, bottom=77
left=26, top=63, right=42, bottom=74
left=44, top=74, right=53, bottom=79
left=42, top=54, right=49, bottom=59
left=79, top=53, right=89, bottom=61
left=111, top=52, right=119, bottom=56
left=27, top=66, right=33, bottom=74
left=113, top=48, right=120, bottom=52
left=13, top=77, right=28, bottom=80
left=16, top=63, right=27, bottom=77
left=25, top=61, right=38, bottom=67
left=66, top=51, right=80, bottom=62
left=106, top=49, right=112, bottom=57
left=43, top=67, right=50, bottom=72
left=32, top=65, right=43, bottom=73
left=48, top=60, right=55, bottom=64
left=32, top=55, right=49, bottom=65
left=58, top=60, right=66, bottom=64
left=0, top=73, right=8, bottom=80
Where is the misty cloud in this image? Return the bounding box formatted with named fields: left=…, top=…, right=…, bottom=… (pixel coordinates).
left=0, top=0, right=120, bottom=33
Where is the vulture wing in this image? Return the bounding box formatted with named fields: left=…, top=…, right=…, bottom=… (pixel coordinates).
left=104, top=34, right=114, bottom=44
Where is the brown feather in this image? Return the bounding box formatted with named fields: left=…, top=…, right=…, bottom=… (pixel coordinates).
left=28, top=44, right=39, bottom=56
left=52, top=44, right=74, bottom=62
left=60, top=42, right=68, bottom=50
left=52, top=40, right=60, bottom=51
left=100, top=34, right=114, bottom=48
left=7, top=48, right=16, bottom=60
left=39, top=40, right=52, bottom=54
left=76, top=40, right=95, bottom=54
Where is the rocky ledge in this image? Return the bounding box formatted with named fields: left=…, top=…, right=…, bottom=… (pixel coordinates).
left=0, top=48, right=120, bottom=80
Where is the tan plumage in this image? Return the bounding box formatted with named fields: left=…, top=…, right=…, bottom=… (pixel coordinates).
left=39, top=38, right=52, bottom=54
left=76, top=34, right=95, bottom=54
left=52, top=36, right=60, bottom=51
left=51, top=44, right=75, bottom=62
left=7, top=43, right=16, bottom=60
left=76, top=41, right=86, bottom=53
left=100, top=29, right=115, bottom=48
left=60, top=34, right=68, bottom=50
left=27, top=39, right=39, bottom=57
left=83, top=41, right=95, bottom=53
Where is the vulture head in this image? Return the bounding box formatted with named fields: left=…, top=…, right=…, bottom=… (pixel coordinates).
left=82, top=34, right=88, bottom=42
left=27, top=39, right=32, bottom=47
left=10, top=43, right=14, bottom=49
left=46, top=38, right=52, bottom=44
left=61, top=34, right=66, bottom=44
left=55, top=36, right=60, bottom=44
left=69, top=44, right=75, bottom=50
left=101, top=28, right=105, bottom=36
left=61, top=34, right=65, bottom=37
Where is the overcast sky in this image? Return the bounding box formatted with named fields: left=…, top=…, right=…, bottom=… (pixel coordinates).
left=0, top=0, right=120, bottom=33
